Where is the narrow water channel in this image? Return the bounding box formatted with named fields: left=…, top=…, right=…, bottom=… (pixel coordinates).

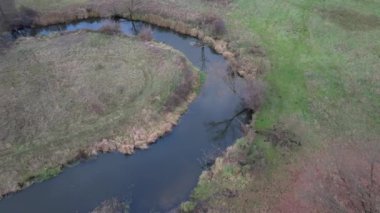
left=0, top=18, right=248, bottom=213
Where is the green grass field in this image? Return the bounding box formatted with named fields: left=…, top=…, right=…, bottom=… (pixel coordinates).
left=0, top=31, right=197, bottom=196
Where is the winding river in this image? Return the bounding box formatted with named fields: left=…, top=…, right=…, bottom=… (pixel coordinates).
left=0, top=18, right=247, bottom=212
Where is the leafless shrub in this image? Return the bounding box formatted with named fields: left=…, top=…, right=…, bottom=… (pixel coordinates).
left=91, top=198, right=129, bottom=213
left=211, top=18, right=227, bottom=36
left=99, top=21, right=121, bottom=35
left=198, top=14, right=227, bottom=36
left=137, top=26, right=153, bottom=41
left=241, top=79, right=266, bottom=113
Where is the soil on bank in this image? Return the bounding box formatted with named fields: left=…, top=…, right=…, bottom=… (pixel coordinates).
left=0, top=31, right=199, bottom=197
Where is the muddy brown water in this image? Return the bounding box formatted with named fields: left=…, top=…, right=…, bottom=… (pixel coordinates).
left=0, top=18, right=248, bottom=213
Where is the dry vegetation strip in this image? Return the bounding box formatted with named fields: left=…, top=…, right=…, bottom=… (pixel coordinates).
left=0, top=31, right=199, bottom=196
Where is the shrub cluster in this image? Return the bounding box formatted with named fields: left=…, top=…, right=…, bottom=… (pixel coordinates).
left=99, top=22, right=121, bottom=35
left=137, top=26, right=153, bottom=41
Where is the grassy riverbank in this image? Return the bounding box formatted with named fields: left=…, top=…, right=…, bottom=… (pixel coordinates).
left=181, top=0, right=380, bottom=212
left=0, top=31, right=199, bottom=196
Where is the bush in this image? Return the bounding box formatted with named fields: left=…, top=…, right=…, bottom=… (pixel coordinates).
left=212, top=18, right=227, bottom=35
left=99, top=21, right=121, bottom=35
left=198, top=14, right=227, bottom=36
left=241, top=79, right=266, bottom=113
left=137, top=26, right=153, bottom=41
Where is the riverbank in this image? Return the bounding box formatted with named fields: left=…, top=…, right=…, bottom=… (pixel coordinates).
left=0, top=30, right=200, bottom=197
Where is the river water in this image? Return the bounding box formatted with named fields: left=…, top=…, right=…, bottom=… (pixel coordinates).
left=0, top=18, right=247, bottom=213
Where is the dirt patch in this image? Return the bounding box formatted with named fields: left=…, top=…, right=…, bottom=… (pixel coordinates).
left=319, top=8, right=380, bottom=31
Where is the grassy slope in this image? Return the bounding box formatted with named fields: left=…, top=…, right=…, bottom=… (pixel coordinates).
left=0, top=31, right=196, bottom=195
left=181, top=0, right=380, bottom=211
left=234, top=0, right=379, bottom=135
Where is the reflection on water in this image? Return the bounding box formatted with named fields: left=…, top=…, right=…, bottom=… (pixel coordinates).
left=0, top=18, right=248, bottom=213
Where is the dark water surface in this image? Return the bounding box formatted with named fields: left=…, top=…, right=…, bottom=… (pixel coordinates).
left=0, top=19, right=247, bottom=213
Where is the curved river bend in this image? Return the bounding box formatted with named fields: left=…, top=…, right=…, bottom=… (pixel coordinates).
left=0, top=19, right=247, bottom=213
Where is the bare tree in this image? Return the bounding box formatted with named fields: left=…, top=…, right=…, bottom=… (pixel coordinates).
left=312, top=140, right=380, bottom=213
